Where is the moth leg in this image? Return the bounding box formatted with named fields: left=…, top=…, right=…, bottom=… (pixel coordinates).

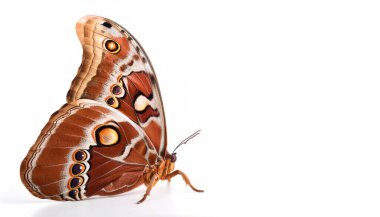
left=137, top=174, right=159, bottom=204
left=165, top=170, right=204, bottom=193
left=166, top=176, right=172, bottom=183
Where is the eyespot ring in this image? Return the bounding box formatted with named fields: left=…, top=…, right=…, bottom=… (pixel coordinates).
left=72, top=150, right=87, bottom=162
left=95, top=125, right=120, bottom=146
left=111, top=84, right=123, bottom=96
left=68, top=189, right=79, bottom=200
left=68, top=177, right=84, bottom=190
left=105, top=96, right=119, bottom=108
left=69, top=163, right=86, bottom=176
left=103, top=39, right=120, bottom=54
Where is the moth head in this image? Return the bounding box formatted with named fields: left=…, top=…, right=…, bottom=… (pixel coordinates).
left=163, top=153, right=176, bottom=174
left=170, top=153, right=177, bottom=163
left=167, top=153, right=176, bottom=173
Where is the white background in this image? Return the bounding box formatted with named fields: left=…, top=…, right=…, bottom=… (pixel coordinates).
left=0, top=0, right=380, bottom=216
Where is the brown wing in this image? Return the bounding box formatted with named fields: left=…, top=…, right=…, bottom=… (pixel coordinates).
left=66, top=16, right=167, bottom=157
left=20, top=99, right=158, bottom=201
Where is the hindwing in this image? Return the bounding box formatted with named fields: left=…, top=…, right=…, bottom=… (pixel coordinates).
left=20, top=99, right=157, bottom=200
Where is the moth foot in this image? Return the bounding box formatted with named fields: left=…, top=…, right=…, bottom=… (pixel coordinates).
left=186, top=182, right=204, bottom=193
left=190, top=186, right=204, bottom=193
left=137, top=197, right=147, bottom=204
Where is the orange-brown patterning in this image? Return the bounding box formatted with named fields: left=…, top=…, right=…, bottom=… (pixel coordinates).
left=20, top=15, right=203, bottom=203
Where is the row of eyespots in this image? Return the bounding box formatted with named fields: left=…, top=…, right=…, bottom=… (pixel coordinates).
left=106, top=47, right=137, bottom=108
left=104, top=37, right=148, bottom=108
left=101, top=35, right=129, bottom=110
left=68, top=150, right=87, bottom=200
left=106, top=79, right=126, bottom=108
left=106, top=86, right=122, bottom=108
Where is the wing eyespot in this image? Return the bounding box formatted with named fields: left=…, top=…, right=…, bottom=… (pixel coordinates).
left=72, top=150, right=87, bottom=162
left=106, top=96, right=119, bottom=108
left=103, top=39, right=120, bottom=54
left=95, top=125, right=120, bottom=146
left=70, top=163, right=86, bottom=176
left=68, top=177, right=84, bottom=190
left=68, top=189, right=79, bottom=200
left=110, top=83, right=124, bottom=97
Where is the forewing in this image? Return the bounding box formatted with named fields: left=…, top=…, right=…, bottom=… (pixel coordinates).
left=20, top=99, right=158, bottom=201
left=66, top=16, right=167, bottom=157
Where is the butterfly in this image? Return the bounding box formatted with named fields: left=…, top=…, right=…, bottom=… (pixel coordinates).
left=20, top=15, right=203, bottom=203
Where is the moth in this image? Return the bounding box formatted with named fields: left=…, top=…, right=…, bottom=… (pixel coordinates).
left=20, top=15, right=203, bottom=203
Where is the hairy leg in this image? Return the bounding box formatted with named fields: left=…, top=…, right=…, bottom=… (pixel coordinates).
left=137, top=174, right=159, bottom=204
left=165, top=170, right=204, bottom=192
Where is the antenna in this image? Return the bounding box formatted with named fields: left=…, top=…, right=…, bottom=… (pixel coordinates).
left=172, top=130, right=201, bottom=155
